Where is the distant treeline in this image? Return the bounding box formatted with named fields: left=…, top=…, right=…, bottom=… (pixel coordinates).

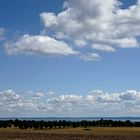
left=0, top=119, right=140, bottom=129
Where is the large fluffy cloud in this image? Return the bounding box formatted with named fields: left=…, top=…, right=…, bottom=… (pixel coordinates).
left=40, top=0, right=140, bottom=54
left=40, top=0, right=140, bottom=47
left=4, top=0, right=140, bottom=60
left=0, top=89, right=140, bottom=117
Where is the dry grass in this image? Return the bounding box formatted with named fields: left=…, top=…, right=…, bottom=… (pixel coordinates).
left=0, top=127, right=140, bottom=140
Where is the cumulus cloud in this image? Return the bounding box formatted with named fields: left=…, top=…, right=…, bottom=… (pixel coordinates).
left=0, top=89, right=140, bottom=117
left=5, top=34, right=78, bottom=56
left=40, top=0, right=140, bottom=57
left=4, top=0, right=140, bottom=60
left=119, top=90, right=140, bottom=100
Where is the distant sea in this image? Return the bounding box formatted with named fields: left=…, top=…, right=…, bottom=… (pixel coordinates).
left=0, top=117, right=140, bottom=122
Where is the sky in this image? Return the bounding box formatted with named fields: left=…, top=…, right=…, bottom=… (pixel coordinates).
left=0, top=0, right=140, bottom=117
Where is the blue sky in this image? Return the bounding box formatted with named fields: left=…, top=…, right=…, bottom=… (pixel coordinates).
left=0, top=0, right=140, bottom=117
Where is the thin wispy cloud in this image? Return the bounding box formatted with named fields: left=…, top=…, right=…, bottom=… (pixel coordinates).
left=0, top=27, right=5, bottom=40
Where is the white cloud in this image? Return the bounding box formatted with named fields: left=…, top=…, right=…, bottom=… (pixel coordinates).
left=33, top=92, right=45, bottom=99
left=0, top=27, right=5, bottom=40
left=91, top=44, right=116, bottom=52
left=3, top=0, right=140, bottom=60
left=5, top=34, right=78, bottom=56
left=35, top=92, right=45, bottom=97
left=80, top=53, right=101, bottom=61
left=74, top=39, right=88, bottom=47
left=40, top=12, right=57, bottom=28
left=1, top=89, right=140, bottom=117
left=119, top=90, right=140, bottom=100
left=108, top=38, right=139, bottom=48
left=0, top=27, right=5, bottom=36
left=40, top=0, right=140, bottom=56
left=87, top=90, right=121, bottom=103
left=54, top=95, right=83, bottom=104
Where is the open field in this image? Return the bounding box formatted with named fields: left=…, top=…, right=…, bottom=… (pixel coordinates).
left=0, top=127, right=140, bottom=140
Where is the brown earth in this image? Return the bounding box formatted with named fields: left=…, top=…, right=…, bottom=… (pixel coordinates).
left=0, top=127, right=140, bottom=140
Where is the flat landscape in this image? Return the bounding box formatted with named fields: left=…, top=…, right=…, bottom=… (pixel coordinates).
left=0, top=127, right=140, bottom=140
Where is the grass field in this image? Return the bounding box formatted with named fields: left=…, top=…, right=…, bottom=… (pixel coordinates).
left=0, top=127, right=140, bottom=140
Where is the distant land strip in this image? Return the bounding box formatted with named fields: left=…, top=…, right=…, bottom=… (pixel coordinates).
left=0, top=119, right=140, bottom=129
